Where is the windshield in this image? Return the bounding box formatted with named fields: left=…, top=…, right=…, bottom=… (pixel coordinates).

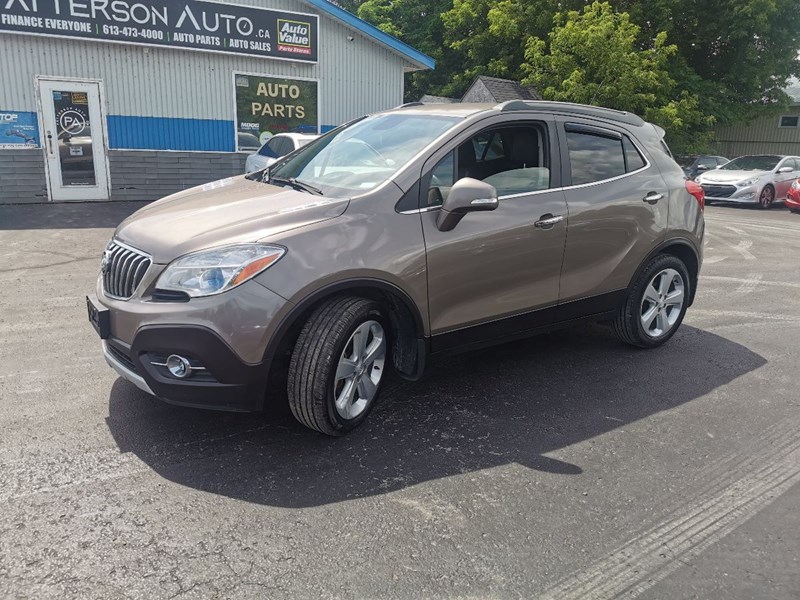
left=720, top=155, right=781, bottom=171
left=266, top=113, right=462, bottom=197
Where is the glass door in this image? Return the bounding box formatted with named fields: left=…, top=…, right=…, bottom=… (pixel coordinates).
left=38, top=79, right=110, bottom=201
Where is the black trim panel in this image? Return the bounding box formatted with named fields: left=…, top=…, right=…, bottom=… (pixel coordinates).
left=555, top=289, right=626, bottom=322
left=432, top=289, right=627, bottom=355
left=262, top=277, right=426, bottom=363
left=126, top=325, right=267, bottom=412
left=628, top=237, right=700, bottom=305
left=432, top=304, right=557, bottom=353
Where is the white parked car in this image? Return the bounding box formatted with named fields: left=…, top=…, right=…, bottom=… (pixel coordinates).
left=695, top=154, right=800, bottom=208
left=245, top=133, right=318, bottom=173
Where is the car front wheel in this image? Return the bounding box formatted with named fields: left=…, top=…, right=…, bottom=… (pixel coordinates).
left=287, top=296, right=388, bottom=435
left=613, top=254, right=690, bottom=348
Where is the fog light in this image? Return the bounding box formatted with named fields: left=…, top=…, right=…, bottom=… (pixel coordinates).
left=166, top=354, right=192, bottom=379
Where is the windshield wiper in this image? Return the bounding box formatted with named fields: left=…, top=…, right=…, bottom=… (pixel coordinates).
left=268, top=175, right=323, bottom=196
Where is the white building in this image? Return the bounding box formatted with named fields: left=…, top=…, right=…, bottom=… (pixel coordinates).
left=0, top=0, right=433, bottom=203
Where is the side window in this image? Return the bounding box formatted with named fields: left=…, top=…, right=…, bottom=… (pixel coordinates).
left=566, top=129, right=626, bottom=185
left=259, top=136, right=284, bottom=158
left=427, top=150, right=455, bottom=207
left=276, top=137, right=294, bottom=157
left=458, top=125, right=550, bottom=196
left=472, top=131, right=505, bottom=161
left=623, top=137, right=646, bottom=172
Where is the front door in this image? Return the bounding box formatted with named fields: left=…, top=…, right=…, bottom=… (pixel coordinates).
left=38, top=79, right=109, bottom=201
left=420, top=118, right=568, bottom=351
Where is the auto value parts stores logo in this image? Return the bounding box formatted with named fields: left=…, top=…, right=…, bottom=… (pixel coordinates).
left=277, top=19, right=311, bottom=55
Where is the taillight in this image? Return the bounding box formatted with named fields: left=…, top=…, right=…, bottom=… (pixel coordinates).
left=685, top=179, right=704, bottom=211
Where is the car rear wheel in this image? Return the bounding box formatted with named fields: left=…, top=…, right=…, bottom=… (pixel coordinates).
left=758, top=185, right=775, bottom=209
left=613, top=254, right=690, bottom=349
left=287, top=296, right=388, bottom=435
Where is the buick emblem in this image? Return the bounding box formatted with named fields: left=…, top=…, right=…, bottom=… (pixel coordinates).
left=101, top=250, right=112, bottom=274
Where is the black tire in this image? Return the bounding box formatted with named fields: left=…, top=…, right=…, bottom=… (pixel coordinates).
left=613, top=254, right=691, bottom=349
left=758, top=185, right=775, bottom=209
left=287, top=296, right=387, bottom=435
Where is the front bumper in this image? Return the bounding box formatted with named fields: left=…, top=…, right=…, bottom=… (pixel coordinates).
left=102, top=326, right=269, bottom=411
left=786, top=190, right=800, bottom=210
left=104, top=340, right=155, bottom=396
left=94, top=274, right=292, bottom=412
left=700, top=182, right=759, bottom=204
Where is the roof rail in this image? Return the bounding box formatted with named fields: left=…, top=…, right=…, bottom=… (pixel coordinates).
left=494, top=100, right=645, bottom=127
left=395, top=102, right=425, bottom=108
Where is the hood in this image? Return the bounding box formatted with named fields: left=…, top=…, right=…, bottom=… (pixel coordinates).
left=114, top=176, right=348, bottom=263
left=697, top=169, right=769, bottom=184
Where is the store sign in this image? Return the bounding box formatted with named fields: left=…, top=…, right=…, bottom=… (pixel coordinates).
left=234, top=73, right=318, bottom=151
left=0, top=110, right=40, bottom=149
left=0, top=0, right=318, bottom=62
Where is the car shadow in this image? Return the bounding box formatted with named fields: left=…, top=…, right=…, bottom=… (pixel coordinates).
left=0, top=200, right=148, bottom=229
left=106, top=324, right=766, bottom=508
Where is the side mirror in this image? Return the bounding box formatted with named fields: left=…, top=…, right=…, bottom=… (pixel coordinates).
left=696, top=164, right=710, bottom=172
left=777, top=166, right=794, bottom=173
left=436, top=178, right=498, bottom=232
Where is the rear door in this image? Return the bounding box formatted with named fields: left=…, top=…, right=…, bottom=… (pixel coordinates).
left=556, top=118, right=669, bottom=315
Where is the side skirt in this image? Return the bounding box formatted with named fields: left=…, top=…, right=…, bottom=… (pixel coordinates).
left=430, top=289, right=626, bottom=356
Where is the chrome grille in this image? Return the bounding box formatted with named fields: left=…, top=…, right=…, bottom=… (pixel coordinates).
left=102, top=240, right=151, bottom=300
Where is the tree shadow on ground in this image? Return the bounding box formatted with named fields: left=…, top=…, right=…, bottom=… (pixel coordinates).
left=106, top=324, right=765, bottom=508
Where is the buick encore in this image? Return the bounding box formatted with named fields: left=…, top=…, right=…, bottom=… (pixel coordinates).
left=87, top=101, right=705, bottom=435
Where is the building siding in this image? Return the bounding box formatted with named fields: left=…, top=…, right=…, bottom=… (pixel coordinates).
left=107, top=150, right=247, bottom=201
left=0, top=0, right=415, bottom=202
left=0, top=0, right=408, bottom=125
left=713, top=105, right=800, bottom=157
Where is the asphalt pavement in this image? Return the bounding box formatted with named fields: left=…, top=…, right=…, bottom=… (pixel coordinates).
left=0, top=201, right=798, bottom=599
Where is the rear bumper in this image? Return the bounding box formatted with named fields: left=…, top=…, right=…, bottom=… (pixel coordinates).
left=103, top=326, right=269, bottom=412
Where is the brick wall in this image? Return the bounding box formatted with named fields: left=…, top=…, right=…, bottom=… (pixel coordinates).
left=0, top=149, right=247, bottom=204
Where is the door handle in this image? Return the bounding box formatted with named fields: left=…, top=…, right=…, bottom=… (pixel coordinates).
left=46, top=131, right=54, bottom=156
left=643, top=192, right=664, bottom=204
left=534, top=214, right=564, bottom=229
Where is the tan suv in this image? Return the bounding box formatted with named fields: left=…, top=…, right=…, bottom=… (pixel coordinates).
left=87, top=101, right=705, bottom=435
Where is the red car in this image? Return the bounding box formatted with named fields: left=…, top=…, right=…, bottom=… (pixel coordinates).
left=787, top=179, right=800, bottom=212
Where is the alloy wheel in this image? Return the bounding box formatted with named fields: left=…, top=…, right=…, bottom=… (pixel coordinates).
left=333, top=320, right=386, bottom=420
left=640, top=268, right=685, bottom=338
left=759, top=186, right=774, bottom=208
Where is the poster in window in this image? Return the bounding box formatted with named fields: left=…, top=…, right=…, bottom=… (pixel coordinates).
left=234, top=73, right=318, bottom=152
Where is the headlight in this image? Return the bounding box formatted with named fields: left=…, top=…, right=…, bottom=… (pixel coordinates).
left=156, top=244, right=285, bottom=297
left=791, top=180, right=800, bottom=190
left=738, top=177, right=759, bottom=187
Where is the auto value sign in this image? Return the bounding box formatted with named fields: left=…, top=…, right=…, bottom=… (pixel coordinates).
left=0, top=0, right=319, bottom=63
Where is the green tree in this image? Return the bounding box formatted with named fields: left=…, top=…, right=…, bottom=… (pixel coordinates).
left=439, top=0, right=557, bottom=96
left=356, top=0, right=461, bottom=100
left=522, top=2, right=714, bottom=152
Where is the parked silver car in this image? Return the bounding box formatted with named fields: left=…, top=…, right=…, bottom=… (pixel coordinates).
left=695, top=154, right=800, bottom=208
left=245, top=133, right=318, bottom=173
